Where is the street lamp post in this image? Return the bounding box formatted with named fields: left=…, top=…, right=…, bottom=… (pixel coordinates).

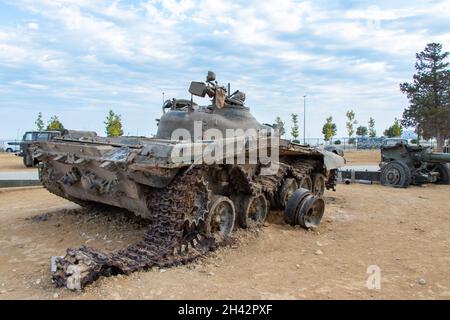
left=303, top=95, right=307, bottom=145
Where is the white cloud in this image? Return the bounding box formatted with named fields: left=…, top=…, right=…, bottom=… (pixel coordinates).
left=12, top=80, right=48, bottom=90
left=345, top=5, right=417, bottom=21
left=0, top=44, right=29, bottom=64
left=213, top=30, right=230, bottom=36
left=27, top=22, right=39, bottom=30
left=0, top=0, right=449, bottom=139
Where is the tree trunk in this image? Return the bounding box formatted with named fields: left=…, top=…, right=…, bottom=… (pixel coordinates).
left=435, top=128, right=443, bottom=152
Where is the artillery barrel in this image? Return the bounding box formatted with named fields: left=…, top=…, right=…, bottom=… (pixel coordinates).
left=423, top=152, right=450, bottom=163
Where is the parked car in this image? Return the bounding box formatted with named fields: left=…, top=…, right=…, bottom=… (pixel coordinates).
left=2, top=141, right=20, bottom=153
left=19, top=131, right=61, bottom=167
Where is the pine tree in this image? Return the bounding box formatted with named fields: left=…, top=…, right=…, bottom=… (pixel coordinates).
left=291, top=114, right=299, bottom=142
left=104, top=110, right=124, bottom=137
left=35, top=112, right=44, bottom=131
left=400, top=43, right=450, bottom=151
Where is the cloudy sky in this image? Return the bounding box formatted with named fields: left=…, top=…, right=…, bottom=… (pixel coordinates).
left=0, top=0, right=449, bottom=140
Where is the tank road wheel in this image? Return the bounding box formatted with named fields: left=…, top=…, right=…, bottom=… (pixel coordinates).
left=233, top=194, right=269, bottom=228
left=284, top=188, right=325, bottom=229
left=277, top=178, right=298, bottom=209
left=312, top=174, right=326, bottom=197
left=433, top=164, right=450, bottom=184
left=297, top=195, right=325, bottom=229
left=380, top=161, right=411, bottom=188
left=284, top=188, right=310, bottom=226
left=298, top=175, right=312, bottom=191
left=208, top=196, right=235, bottom=241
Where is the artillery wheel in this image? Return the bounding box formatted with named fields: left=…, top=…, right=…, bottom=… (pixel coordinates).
left=284, top=188, right=311, bottom=226
left=296, top=195, right=325, bottom=229
left=207, top=196, right=235, bottom=241
left=312, top=174, right=326, bottom=196
left=433, top=163, right=450, bottom=184
left=380, top=161, right=411, bottom=188
left=277, top=178, right=298, bottom=209
left=298, top=175, right=312, bottom=191
left=233, top=194, right=268, bottom=228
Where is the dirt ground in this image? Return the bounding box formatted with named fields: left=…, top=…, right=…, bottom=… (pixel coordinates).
left=0, top=153, right=36, bottom=172
left=0, top=150, right=449, bottom=300
left=343, top=150, right=381, bottom=165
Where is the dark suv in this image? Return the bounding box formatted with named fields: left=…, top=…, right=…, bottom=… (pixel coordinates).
left=19, top=131, right=61, bottom=167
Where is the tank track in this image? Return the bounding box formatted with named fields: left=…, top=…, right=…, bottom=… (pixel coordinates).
left=46, top=161, right=326, bottom=289
left=52, top=168, right=216, bottom=289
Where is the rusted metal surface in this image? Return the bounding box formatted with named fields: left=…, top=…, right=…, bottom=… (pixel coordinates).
left=34, top=72, right=345, bottom=289
left=52, top=168, right=214, bottom=289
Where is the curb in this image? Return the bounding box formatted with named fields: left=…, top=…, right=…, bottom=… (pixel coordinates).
left=0, top=180, right=42, bottom=189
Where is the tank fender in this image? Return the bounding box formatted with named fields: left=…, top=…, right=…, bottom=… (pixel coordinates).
left=319, top=150, right=346, bottom=171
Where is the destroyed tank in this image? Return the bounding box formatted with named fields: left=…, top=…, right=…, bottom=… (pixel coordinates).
left=34, top=71, right=344, bottom=289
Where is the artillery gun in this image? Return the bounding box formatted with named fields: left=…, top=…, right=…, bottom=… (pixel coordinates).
left=34, top=71, right=344, bottom=289
left=380, top=140, right=450, bottom=187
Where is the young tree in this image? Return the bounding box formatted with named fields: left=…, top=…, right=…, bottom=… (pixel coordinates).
left=274, top=116, right=285, bottom=136
left=368, top=117, right=377, bottom=138
left=104, top=110, right=124, bottom=137
left=356, top=126, right=368, bottom=137
left=383, top=118, right=403, bottom=138
left=322, top=116, right=337, bottom=142
left=400, top=43, right=450, bottom=151
left=291, top=114, right=299, bottom=142
left=346, top=110, right=357, bottom=138
left=46, top=116, right=64, bottom=131
left=35, top=112, right=44, bottom=131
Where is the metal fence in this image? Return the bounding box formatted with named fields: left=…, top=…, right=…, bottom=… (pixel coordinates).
left=302, top=137, right=358, bottom=151
left=301, top=137, right=445, bottom=151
